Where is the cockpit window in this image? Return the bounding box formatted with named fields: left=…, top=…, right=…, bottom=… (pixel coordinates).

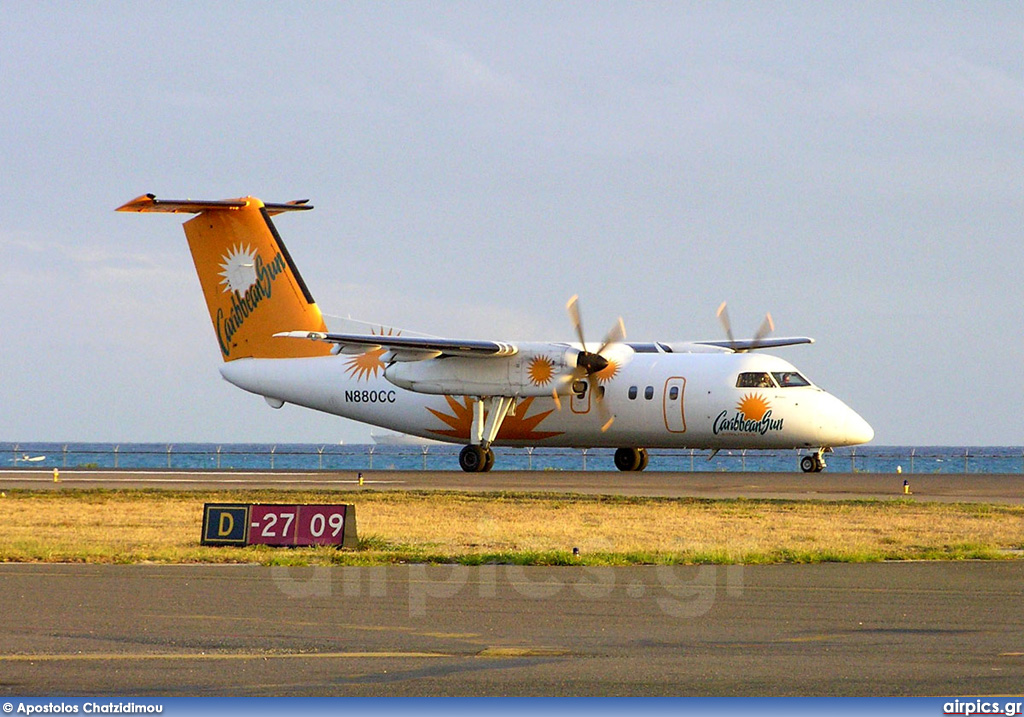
left=736, top=372, right=775, bottom=388
left=772, top=371, right=811, bottom=387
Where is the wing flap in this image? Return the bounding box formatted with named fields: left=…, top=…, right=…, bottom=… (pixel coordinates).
left=694, top=336, right=815, bottom=351
left=275, top=331, right=518, bottom=358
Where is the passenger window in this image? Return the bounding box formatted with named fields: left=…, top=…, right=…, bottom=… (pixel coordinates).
left=736, top=372, right=775, bottom=388
left=628, top=386, right=638, bottom=400
left=644, top=386, right=654, bottom=400
left=772, top=371, right=811, bottom=387
left=669, top=386, right=679, bottom=400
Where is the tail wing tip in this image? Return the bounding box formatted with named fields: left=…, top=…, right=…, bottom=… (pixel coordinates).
left=116, top=194, right=313, bottom=214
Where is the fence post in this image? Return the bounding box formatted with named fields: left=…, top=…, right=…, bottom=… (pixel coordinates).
left=270, top=445, right=276, bottom=470
left=964, top=448, right=969, bottom=473
left=368, top=445, right=374, bottom=470
left=63, top=444, right=68, bottom=468
left=527, top=446, right=534, bottom=471
left=582, top=448, right=588, bottom=471
left=167, top=445, right=173, bottom=469
left=422, top=445, right=429, bottom=470
left=114, top=445, right=119, bottom=469
left=317, top=445, right=325, bottom=471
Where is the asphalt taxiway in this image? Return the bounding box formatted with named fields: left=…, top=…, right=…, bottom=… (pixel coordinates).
left=1, top=562, right=1022, bottom=696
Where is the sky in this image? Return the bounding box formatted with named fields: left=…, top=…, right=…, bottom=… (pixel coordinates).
left=1, top=2, right=1022, bottom=446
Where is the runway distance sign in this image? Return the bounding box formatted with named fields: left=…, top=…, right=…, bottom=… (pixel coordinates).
left=201, top=503, right=358, bottom=548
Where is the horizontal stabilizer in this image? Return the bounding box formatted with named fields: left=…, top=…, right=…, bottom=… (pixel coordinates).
left=116, top=194, right=313, bottom=216
left=275, top=331, right=518, bottom=359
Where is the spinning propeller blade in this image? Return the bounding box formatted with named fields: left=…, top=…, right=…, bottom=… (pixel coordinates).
left=565, top=296, right=624, bottom=431
left=717, top=302, right=776, bottom=352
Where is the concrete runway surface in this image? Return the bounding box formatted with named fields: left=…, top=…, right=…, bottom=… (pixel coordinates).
left=1, top=562, right=1023, bottom=696
left=3, top=469, right=1024, bottom=503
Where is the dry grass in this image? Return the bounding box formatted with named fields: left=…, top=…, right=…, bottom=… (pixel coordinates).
left=0, top=489, right=1021, bottom=565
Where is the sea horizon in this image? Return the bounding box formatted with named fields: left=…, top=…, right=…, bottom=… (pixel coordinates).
left=3, top=441, right=1022, bottom=474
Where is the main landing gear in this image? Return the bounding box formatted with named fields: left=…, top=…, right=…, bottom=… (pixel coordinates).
left=459, top=396, right=515, bottom=473
left=800, top=447, right=829, bottom=473
left=614, top=447, right=649, bottom=472
left=459, top=444, right=495, bottom=472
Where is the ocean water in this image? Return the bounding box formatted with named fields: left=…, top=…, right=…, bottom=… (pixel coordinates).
left=3, top=442, right=1023, bottom=474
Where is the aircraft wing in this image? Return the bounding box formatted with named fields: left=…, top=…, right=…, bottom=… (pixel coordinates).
left=274, top=331, right=517, bottom=359
left=693, top=336, right=814, bottom=352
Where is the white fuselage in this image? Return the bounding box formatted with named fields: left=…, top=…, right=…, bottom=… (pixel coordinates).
left=219, top=344, right=873, bottom=450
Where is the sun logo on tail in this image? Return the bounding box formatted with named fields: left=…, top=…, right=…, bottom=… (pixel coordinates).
left=218, top=244, right=258, bottom=294
left=737, top=393, right=770, bottom=421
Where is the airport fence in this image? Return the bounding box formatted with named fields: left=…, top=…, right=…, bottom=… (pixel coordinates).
left=5, top=443, right=1024, bottom=474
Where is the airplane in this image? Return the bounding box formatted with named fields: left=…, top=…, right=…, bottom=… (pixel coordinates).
left=117, top=193, right=873, bottom=473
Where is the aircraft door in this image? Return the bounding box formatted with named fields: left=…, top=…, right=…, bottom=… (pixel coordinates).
left=663, top=377, right=686, bottom=433
left=570, top=379, right=590, bottom=414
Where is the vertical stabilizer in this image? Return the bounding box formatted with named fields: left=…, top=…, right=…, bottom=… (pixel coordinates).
left=117, top=194, right=331, bottom=361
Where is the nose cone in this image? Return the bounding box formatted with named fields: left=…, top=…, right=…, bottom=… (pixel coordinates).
left=844, top=409, right=874, bottom=445
left=811, top=392, right=873, bottom=446
left=802, top=389, right=876, bottom=444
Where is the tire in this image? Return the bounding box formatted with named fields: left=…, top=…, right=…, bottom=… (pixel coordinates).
left=459, top=445, right=487, bottom=472
left=800, top=455, right=816, bottom=473
left=614, top=447, right=641, bottom=472
left=637, top=448, right=650, bottom=471
left=483, top=448, right=496, bottom=472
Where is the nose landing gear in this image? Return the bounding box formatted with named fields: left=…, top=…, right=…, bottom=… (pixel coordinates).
left=800, top=448, right=828, bottom=473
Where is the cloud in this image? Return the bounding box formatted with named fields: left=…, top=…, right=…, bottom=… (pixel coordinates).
left=417, top=32, right=530, bottom=106
left=825, top=51, right=1024, bottom=127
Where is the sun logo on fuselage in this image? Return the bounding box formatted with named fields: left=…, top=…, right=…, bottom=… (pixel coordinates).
left=527, top=356, right=555, bottom=386
left=344, top=327, right=399, bottom=381
left=218, top=244, right=258, bottom=295
left=736, top=393, right=770, bottom=422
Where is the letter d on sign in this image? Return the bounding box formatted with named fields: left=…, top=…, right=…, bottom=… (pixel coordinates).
left=201, top=504, right=250, bottom=546
left=218, top=511, right=235, bottom=536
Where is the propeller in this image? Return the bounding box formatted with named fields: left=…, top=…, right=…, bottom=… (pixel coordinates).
left=716, top=301, right=774, bottom=353
left=565, top=295, right=624, bottom=431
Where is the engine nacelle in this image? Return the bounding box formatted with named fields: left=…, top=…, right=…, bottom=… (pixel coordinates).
left=384, top=348, right=577, bottom=397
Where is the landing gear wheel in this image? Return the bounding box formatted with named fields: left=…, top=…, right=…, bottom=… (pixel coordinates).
left=614, top=447, right=647, bottom=472
left=483, top=448, right=495, bottom=472
left=800, top=453, right=826, bottom=473
left=459, top=445, right=487, bottom=473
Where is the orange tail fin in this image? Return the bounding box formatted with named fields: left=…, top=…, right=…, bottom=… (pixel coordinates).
left=117, top=194, right=331, bottom=361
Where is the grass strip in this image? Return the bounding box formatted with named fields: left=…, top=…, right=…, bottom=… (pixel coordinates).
left=0, top=489, right=1021, bottom=565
